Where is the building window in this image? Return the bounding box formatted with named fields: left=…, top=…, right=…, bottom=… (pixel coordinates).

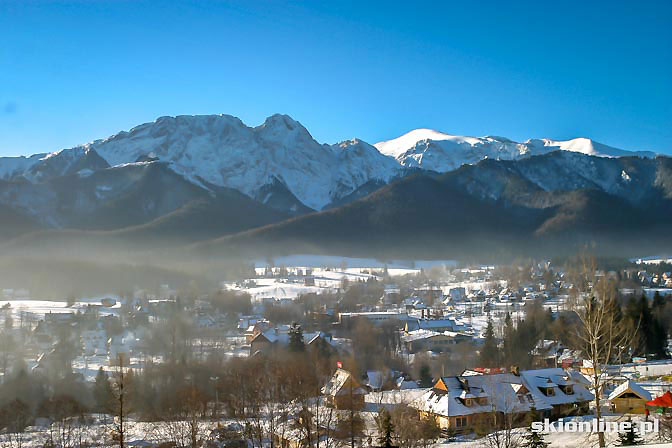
left=559, top=385, right=574, bottom=395
left=455, top=417, right=467, bottom=428
left=539, top=387, right=555, bottom=397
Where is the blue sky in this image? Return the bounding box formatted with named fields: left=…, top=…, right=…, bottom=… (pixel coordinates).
left=1, top=0, right=670, bottom=157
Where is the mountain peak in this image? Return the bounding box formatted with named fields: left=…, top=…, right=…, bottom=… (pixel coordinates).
left=260, top=113, right=301, bottom=130
left=0, top=114, right=658, bottom=215
left=374, top=129, right=482, bottom=158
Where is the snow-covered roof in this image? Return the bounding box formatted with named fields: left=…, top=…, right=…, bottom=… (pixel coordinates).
left=402, top=329, right=441, bottom=342
left=608, top=380, right=652, bottom=401
left=402, top=329, right=472, bottom=343
left=322, top=369, right=366, bottom=396
left=397, top=377, right=419, bottom=389
left=406, top=317, right=469, bottom=332
left=366, top=370, right=387, bottom=390
left=413, top=369, right=594, bottom=418
left=413, top=373, right=552, bottom=418
left=519, top=368, right=594, bottom=405
left=255, top=329, right=332, bottom=346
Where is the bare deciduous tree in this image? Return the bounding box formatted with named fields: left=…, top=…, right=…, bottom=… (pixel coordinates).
left=572, top=256, right=638, bottom=448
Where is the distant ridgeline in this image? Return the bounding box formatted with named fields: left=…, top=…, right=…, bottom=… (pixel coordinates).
left=0, top=113, right=670, bottom=261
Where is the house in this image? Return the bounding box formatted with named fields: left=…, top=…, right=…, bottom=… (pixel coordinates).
left=249, top=329, right=337, bottom=355
left=413, top=373, right=552, bottom=431
left=518, top=369, right=593, bottom=417
left=413, top=285, right=443, bottom=302
left=404, top=318, right=469, bottom=335
left=321, top=368, right=366, bottom=410
left=531, top=340, right=565, bottom=367
left=382, top=286, right=401, bottom=304
left=81, top=328, right=107, bottom=356
left=412, top=368, right=593, bottom=432
left=646, top=391, right=672, bottom=414
left=338, top=311, right=409, bottom=327
left=449, top=287, right=466, bottom=301
left=244, top=320, right=273, bottom=342
left=108, top=332, right=136, bottom=365
left=365, top=370, right=394, bottom=391
left=402, top=330, right=471, bottom=353
left=609, top=380, right=652, bottom=414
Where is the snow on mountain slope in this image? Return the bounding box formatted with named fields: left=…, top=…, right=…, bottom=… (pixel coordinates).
left=525, top=137, right=656, bottom=158
left=332, top=139, right=402, bottom=191
left=17, top=114, right=401, bottom=210
left=375, top=129, right=484, bottom=158
left=375, top=130, right=656, bottom=172
left=0, top=153, right=45, bottom=180
left=0, top=116, right=658, bottom=212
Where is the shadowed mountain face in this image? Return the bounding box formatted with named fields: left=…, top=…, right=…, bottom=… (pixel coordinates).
left=189, top=155, right=672, bottom=261
left=1, top=151, right=672, bottom=261
left=0, top=114, right=669, bottom=261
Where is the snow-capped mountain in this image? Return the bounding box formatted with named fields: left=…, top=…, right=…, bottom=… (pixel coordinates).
left=0, top=114, right=401, bottom=211
left=374, top=129, right=656, bottom=172
left=0, top=114, right=660, bottom=217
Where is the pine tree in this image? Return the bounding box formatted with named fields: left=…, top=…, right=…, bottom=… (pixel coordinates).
left=376, top=409, right=395, bottom=448
left=651, top=291, right=669, bottom=359
left=522, top=407, right=549, bottom=448
left=480, top=314, right=499, bottom=367
left=502, top=312, right=514, bottom=366
left=418, top=363, right=433, bottom=388
left=94, top=367, right=113, bottom=413
left=653, top=291, right=665, bottom=311
left=288, top=322, right=305, bottom=352
left=522, top=430, right=549, bottom=448
left=616, top=418, right=643, bottom=446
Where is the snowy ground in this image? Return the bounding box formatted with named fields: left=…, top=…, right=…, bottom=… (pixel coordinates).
left=252, top=254, right=458, bottom=269
left=230, top=267, right=391, bottom=300
left=0, top=416, right=227, bottom=448
left=359, top=393, right=672, bottom=447
left=432, top=414, right=672, bottom=447
left=632, top=256, right=672, bottom=265
left=1, top=297, right=121, bottom=320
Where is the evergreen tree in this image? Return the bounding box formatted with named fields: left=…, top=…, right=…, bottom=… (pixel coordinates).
left=616, top=418, right=643, bottom=446
left=628, top=294, right=666, bottom=358
left=480, top=314, right=499, bottom=367
left=502, top=312, right=514, bottom=366
left=418, top=363, right=433, bottom=388
left=652, top=291, right=665, bottom=311
left=376, top=409, right=395, bottom=448
left=93, top=367, right=113, bottom=413
left=651, top=291, right=669, bottom=359
left=522, top=407, right=549, bottom=448
left=288, top=323, right=305, bottom=352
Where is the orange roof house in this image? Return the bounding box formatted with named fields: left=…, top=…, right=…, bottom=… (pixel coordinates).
left=646, top=391, right=672, bottom=409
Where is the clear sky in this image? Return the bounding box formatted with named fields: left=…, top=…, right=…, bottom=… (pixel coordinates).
left=1, top=0, right=670, bottom=157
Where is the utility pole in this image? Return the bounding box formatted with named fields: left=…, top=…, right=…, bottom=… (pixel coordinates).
left=350, top=377, right=354, bottom=448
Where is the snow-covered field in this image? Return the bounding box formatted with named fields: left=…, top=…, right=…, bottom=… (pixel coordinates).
left=1, top=297, right=121, bottom=320
left=633, top=256, right=672, bottom=265
left=434, top=415, right=672, bottom=447
left=252, top=254, right=458, bottom=270
left=359, top=393, right=672, bottom=447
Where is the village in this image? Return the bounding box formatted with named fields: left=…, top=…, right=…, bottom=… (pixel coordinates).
left=1, top=256, right=672, bottom=447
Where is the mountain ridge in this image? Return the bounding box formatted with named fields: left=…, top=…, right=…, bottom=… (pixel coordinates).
left=0, top=113, right=659, bottom=213
left=0, top=113, right=668, bottom=261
